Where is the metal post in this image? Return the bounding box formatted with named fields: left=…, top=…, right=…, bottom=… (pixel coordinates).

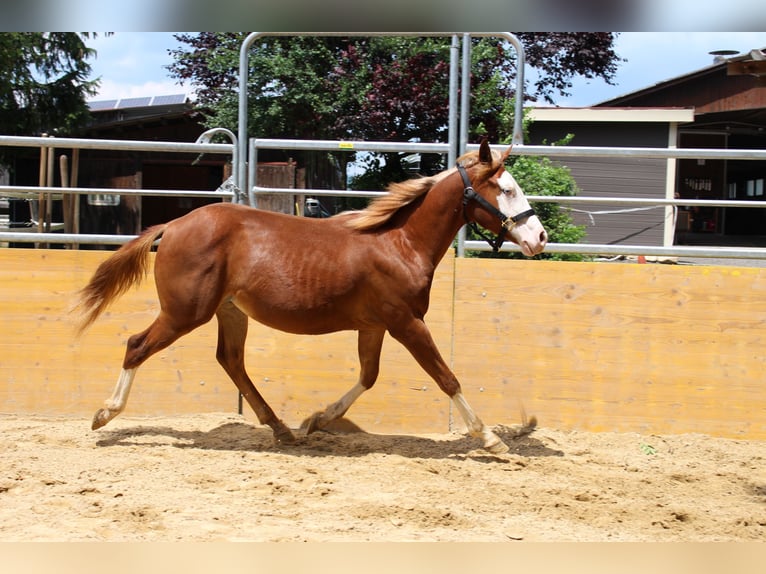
left=248, top=138, right=258, bottom=208
left=448, top=35, right=459, bottom=168
left=456, top=34, right=472, bottom=257
left=238, top=32, right=262, bottom=207
left=503, top=34, right=526, bottom=147
left=195, top=127, right=239, bottom=203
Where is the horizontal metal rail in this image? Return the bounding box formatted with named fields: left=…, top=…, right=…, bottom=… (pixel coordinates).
left=507, top=143, right=766, bottom=161
left=526, top=196, right=766, bottom=208
left=249, top=138, right=766, bottom=206
left=465, top=240, right=766, bottom=261
left=0, top=134, right=237, bottom=204
left=0, top=134, right=233, bottom=155
left=253, top=138, right=451, bottom=154
left=252, top=186, right=766, bottom=210
left=3, top=230, right=763, bottom=262
left=0, top=232, right=136, bottom=245
left=0, top=185, right=234, bottom=199
left=2, top=138, right=765, bottom=256
left=252, top=186, right=385, bottom=199
left=0, top=134, right=239, bottom=243
left=254, top=137, right=766, bottom=162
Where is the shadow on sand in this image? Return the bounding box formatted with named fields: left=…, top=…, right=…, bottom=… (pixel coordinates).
left=95, top=417, right=564, bottom=461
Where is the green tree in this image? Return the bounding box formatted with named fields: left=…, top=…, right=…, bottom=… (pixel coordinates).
left=169, top=34, right=608, bottom=252
left=0, top=33, right=100, bottom=138
left=506, top=153, right=587, bottom=261
left=168, top=33, right=620, bottom=188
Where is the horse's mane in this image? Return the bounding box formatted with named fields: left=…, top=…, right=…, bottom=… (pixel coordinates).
left=343, top=148, right=503, bottom=232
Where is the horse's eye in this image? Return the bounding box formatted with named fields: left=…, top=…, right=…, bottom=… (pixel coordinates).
left=502, top=188, right=514, bottom=196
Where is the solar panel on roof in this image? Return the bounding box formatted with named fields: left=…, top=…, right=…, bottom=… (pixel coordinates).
left=87, top=99, right=118, bottom=111
left=87, top=93, right=190, bottom=113
left=118, top=97, right=152, bottom=108
left=151, top=94, right=187, bottom=106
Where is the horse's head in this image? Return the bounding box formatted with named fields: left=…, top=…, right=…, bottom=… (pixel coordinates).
left=459, top=140, right=548, bottom=257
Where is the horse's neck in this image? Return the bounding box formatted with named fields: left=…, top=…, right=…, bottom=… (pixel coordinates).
left=397, top=173, right=465, bottom=265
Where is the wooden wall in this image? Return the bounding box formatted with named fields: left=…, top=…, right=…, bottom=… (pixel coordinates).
left=1, top=249, right=764, bottom=440
left=451, top=258, right=766, bottom=440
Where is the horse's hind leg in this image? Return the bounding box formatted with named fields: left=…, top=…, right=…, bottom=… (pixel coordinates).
left=304, top=328, right=385, bottom=434
left=215, top=301, right=295, bottom=445
left=92, top=311, right=189, bottom=430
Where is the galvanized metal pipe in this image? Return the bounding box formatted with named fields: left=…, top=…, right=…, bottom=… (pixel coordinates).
left=455, top=34, right=472, bottom=257
left=488, top=143, right=766, bottom=161
left=251, top=139, right=766, bottom=162
left=2, top=229, right=763, bottom=261
left=252, top=138, right=451, bottom=154
left=0, top=232, right=137, bottom=245
left=252, top=186, right=385, bottom=198
left=249, top=184, right=766, bottom=210
left=195, top=127, right=240, bottom=203
left=448, top=35, right=459, bottom=167
left=464, top=240, right=766, bottom=260
left=0, top=134, right=232, bottom=155
left=0, top=185, right=235, bottom=199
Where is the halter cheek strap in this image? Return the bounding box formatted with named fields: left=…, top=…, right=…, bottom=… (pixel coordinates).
left=457, top=163, right=536, bottom=252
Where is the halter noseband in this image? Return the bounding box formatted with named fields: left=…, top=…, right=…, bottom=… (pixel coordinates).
left=457, top=163, right=536, bottom=252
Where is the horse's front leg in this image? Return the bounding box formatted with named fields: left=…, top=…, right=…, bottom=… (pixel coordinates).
left=304, top=328, right=385, bottom=434
left=389, top=317, right=509, bottom=454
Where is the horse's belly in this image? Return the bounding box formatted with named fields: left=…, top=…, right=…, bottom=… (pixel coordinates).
left=231, top=296, right=364, bottom=335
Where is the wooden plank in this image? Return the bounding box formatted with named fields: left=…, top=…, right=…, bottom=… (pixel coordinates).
left=3, top=249, right=766, bottom=440
left=0, top=250, right=235, bottom=418
left=452, top=258, right=766, bottom=440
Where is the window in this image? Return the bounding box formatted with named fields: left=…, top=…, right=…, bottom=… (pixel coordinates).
left=746, top=179, right=764, bottom=198
left=87, top=194, right=120, bottom=206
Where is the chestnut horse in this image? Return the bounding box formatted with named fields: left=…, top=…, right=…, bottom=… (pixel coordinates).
left=74, top=139, right=547, bottom=454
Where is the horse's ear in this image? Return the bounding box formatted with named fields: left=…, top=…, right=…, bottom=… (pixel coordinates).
left=479, top=137, right=492, bottom=164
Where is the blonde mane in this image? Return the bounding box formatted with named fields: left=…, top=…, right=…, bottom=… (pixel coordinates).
left=343, top=148, right=504, bottom=232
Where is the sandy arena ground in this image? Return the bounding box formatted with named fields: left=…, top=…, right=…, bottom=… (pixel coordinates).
left=0, top=412, right=764, bottom=542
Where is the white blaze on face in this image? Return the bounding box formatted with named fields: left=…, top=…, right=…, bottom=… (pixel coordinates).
left=496, top=170, right=548, bottom=256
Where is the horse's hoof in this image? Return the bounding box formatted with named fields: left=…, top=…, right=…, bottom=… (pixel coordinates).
left=303, top=412, right=323, bottom=435
left=484, top=437, right=510, bottom=455
left=274, top=426, right=296, bottom=445
left=91, top=409, right=109, bottom=430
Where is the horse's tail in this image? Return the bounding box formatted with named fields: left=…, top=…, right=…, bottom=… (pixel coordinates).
left=72, top=224, right=168, bottom=335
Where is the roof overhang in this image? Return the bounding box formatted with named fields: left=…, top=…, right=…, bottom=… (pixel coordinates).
left=527, top=107, right=695, bottom=124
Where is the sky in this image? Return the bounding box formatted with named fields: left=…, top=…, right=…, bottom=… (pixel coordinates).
left=85, top=32, right=766, bottom=108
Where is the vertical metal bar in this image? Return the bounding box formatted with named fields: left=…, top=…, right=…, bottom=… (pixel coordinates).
left=456, top=34, right=472, bottom=257
left=71, top=148, right=80, bottom=241
left=501, top=33, right=526, bottom=147
left=459, top=34, right=471, bottom=158
left=45, top=140, right=55, bottom=241
left=664, top=122, right=679, bottom=246
left=238, top=32, right=263, bottom=205
left=448, top=35, right=459, bottom=168
left=248, top=138, right=258, bottom=208
left=37, top=137, right=48, bottom=246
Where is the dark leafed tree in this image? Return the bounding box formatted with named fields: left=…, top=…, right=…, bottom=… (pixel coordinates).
left=169, top=33, right=613, bottom=255
left=168, top=33, right=621, bottom=189
left=0, top=33, right=101, bottom=138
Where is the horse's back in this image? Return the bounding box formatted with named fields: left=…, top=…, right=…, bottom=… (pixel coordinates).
left=152, top=202, right=376, bottom=333
left=166, top=201, right=352, bottom=243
